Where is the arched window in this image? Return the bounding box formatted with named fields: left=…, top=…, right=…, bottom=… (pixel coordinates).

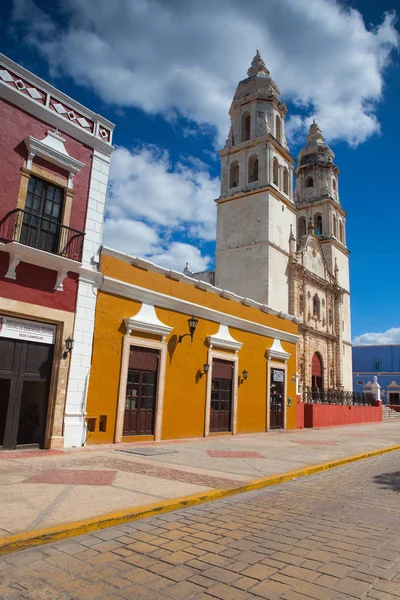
left=299, top=294, right=304, bottom=314
left=242, top=112, right=250, bottom=142
left=275, top=115, right=281, bottom=143
left=248, top=155, right=259, bottom=183
left=332, top=214, right=337, bottom=238
left=298, top=216, right=306, bottom=238
left=313, top=294, right=320, bottom=318
left=339, top=220, right=344, bottom=243
left=229, top=161, right=239, bottom=188
left=332, top=178, right=337, bottom=193
left=273, top=157, right=279, bottom=185
left=306, top=176, right=314, bottom=188
left=314, top=214, right=322, bottom=236
left=283, top=167, right=289, bottom=194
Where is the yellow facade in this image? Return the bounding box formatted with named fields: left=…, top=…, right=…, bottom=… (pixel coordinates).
left=85, top=250, right=299, bottom=444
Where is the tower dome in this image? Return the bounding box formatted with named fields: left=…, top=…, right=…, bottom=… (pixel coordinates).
left=233, top=50, right=281, bottom=103
left=298, top=120, right=335, bottom=167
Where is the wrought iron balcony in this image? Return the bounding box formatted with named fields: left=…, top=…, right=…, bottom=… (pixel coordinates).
left=303, top=388, right=375, bottom=406
left=0, top=209, right=84, bottom=262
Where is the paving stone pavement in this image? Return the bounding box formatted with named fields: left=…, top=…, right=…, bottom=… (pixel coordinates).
left=2, top=450, right=400, bottom=599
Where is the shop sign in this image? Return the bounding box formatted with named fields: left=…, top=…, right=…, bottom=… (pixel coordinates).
left=0, top=315, right=56, bottom=345
left=272, top=369, right=284, bottom=382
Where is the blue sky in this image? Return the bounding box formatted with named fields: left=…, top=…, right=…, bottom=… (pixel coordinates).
left=1, top=0, right=399, bottom=343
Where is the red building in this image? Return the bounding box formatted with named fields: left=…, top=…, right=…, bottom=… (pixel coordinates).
left=0, top=54, right=114, bottom=449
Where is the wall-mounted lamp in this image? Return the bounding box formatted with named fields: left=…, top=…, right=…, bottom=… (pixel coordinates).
left=178, top=316, right=198, bottom=343
left=288, top=397, right=293, bottom=407
left=63, top=336, right=74, bottom=359
left=200, top=363, right=210, bottom=378
left=242, top=370, right=248, bottom=380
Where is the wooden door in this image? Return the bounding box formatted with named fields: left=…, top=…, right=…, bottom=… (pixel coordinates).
left=311, top=352, right=323, bottom=389
left=270, top=368, right=284, bottom=429
left=0, top=338, right=53, bottom=449
left=123, top=346, right=159, bottom=436
left=210, top=359, right=233, bottom=433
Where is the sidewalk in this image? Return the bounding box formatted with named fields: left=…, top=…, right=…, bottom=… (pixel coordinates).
left=1, top=420, right=400, bottom=541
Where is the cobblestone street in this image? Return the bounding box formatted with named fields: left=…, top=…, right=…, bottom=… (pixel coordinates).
left=2, top=450, right=400, bottom=599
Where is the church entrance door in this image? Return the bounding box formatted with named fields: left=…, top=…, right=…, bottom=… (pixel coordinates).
left=311, top=352, right=323, bottom=389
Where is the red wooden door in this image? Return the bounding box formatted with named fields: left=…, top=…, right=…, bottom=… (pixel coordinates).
left=210, top=359, right=233, bottom=432
left=311, top=352, right=323, bottom=389
left=124, top=346, right=159, bottom=436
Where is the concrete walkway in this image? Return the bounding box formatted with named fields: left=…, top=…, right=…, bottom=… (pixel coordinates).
left=1, top=421, right=399, bottom=539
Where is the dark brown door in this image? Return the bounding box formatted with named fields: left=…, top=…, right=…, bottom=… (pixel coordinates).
left=210, top=359, right=233, bottom=433
left=270, top=368, right=284, bottom=429
left=311, top=352, right=323, bottom=389
left=123, top=346, right=159, bottom=436
left=0, top=338, right=53, bottom=450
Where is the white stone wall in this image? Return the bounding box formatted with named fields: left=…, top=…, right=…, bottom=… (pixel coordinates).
left=63, top=149, right=111, bottom=447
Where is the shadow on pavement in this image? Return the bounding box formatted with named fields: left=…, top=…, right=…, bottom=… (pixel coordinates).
left=373, top=471, right=400, bottom=492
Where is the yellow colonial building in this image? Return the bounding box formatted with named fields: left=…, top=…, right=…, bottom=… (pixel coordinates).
left=84, top=247, right=300, bottom=444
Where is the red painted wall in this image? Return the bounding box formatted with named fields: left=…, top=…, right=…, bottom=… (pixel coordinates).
left=0, top=98, right=93, bottom=233
left=0, top=97, right=94, bottom=313
left=296, top=396, right=304, bottom=429
left=0, top=251, right=78, bottom=313
left=303, top=403, right=382, bottom=428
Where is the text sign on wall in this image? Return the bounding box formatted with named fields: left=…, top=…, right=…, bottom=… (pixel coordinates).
left=0, top=315, right=56, bottom=345
left=272, top=369, right=284, bottom=383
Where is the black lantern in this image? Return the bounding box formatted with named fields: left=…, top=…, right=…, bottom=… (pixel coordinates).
left=200, top=363, right=210, bottom=378
left=242, top=370, right=248, bottom=381
left=63, top=336, right=74, bottom=359
left=178, top=316, right=199, bottom=343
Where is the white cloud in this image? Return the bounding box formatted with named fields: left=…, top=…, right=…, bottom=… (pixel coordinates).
left=12, top=0, right=399, bottom=146
left=102, top=145, right=216, bottom=270
left=353, top=328, right=400, bottom=346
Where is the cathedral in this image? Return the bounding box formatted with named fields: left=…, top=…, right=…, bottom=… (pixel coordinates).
left=196, top=51, right=352, bottom=392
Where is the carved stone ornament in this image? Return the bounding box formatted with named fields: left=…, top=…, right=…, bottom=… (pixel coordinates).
left=25, top=130, right=85, bottom=188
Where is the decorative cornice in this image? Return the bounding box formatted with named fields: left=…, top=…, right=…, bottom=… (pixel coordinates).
left=101, top=275, right=299, bottom=345
left=124, top=304, right=173, bottom=341
left=101, top=246, right=297, bottom=323
left=216, top=183, right=297, bottom=213
left=207, top=324, right=243, bottom=354
left=0, top=53, right=114, bottom=155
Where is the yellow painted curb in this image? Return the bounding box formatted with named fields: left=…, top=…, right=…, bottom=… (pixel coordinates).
left=1, top=443, right=399, bottom=556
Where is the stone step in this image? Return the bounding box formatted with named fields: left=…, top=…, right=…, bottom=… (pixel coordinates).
left=382, top=406, right=400, bottom=419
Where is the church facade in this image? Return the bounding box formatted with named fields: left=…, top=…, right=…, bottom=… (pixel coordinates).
left=214, top=51, right=352, bottom=392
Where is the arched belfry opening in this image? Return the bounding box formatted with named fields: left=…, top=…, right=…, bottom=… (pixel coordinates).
left=311, top=352, right=323, bottom=389
left=242, top=113, right=251, bottom=142
left=248, top=155, right=259, bottom=183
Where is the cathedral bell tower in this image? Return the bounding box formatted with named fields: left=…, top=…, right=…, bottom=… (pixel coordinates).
left=215, top=51, right=296, bottom=312
left=294, top=121, right=352, bottom=390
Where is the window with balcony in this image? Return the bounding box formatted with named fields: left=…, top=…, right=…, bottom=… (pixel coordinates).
left=373, top=359, right=382, bottom=372
left=0, top=175, right=84, bottom=262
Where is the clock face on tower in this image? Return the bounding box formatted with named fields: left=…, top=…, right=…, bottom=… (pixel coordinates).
left=305, top=189, right=313, bottom=199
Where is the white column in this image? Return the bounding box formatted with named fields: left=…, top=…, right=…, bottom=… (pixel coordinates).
left=63, top=149, right=111, bottom=447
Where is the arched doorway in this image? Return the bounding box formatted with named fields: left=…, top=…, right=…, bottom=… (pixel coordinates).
left=311, top=352, right=323, bottom=389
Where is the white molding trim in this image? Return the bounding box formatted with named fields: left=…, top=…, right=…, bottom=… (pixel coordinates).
left=267, top=338, right=291, bottom=363
left=124, top=304, right=173, bottom=341
left=26, top=131, right=85, bottom=188
left=207, top=324, right=242, bottom=354
left=116, top=335, right=168, bottom=442
left=101, top=275, right=299, bottom=345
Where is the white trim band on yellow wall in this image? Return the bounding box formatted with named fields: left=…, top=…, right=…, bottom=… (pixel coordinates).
left=101, top=275, right=300, bottom=345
